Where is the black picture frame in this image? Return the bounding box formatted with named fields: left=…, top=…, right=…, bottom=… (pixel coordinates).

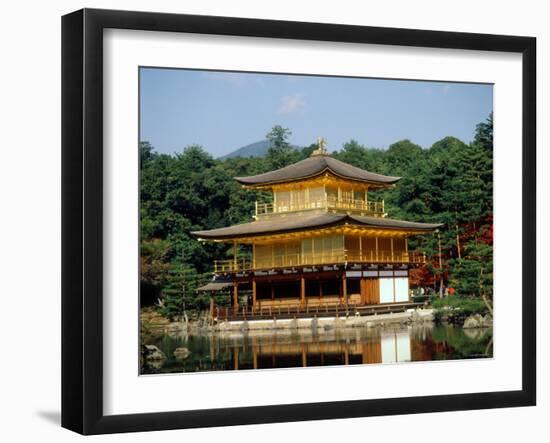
left=62, top=8, right=536, bottom=435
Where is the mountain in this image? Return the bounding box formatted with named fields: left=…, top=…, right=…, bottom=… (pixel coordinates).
left=220, top=140, right=303, bottom=159
left=219, top=140, right=271, bottom=159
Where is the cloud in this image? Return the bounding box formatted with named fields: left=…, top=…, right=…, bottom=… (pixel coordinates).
left=278, top=93, right=306, bottom=114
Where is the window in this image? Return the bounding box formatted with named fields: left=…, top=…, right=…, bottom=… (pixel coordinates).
left=308, top=187, right=325, bottom=207
left=301, top=235, right=344, bottom=264
left=326, top=186, right=338, bottom=200
left=393, top=238, right=406, bottom=252
left=255, top=244, right=273, bottom=269
left=275, top=190, right=290, bottom=211
left=341, top=189, right=353, bottom=203
left=345, top=236, right=360, bottom=259
left=291, top=189, right=306, bottom=208
left=353, top=190, right=365, bottom=202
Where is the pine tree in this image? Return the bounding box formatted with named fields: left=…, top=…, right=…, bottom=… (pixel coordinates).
left=266, top=125, right=296, bottom=169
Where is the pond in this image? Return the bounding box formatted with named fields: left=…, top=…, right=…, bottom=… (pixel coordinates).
left=140, top=324, right=493, bottom=374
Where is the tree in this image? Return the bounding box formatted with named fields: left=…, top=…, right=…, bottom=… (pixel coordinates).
left=140, top=239, right=171, bottom=305
left=140, top=141, right=155, bottom=167
left=448, top=237, right=493, bottom=307
left=266, top=125, right=296, bottom=169
left=473, top=113, right=493, bottom=151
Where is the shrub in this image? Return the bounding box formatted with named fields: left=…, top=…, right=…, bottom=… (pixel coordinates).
left=432, top=296, right=487, bottom=324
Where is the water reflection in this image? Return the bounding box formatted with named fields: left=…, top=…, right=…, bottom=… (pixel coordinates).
left=141, top=325, right=493, bottom=374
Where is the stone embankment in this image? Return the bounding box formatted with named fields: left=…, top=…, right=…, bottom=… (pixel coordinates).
left=214, top=308, right=434, bottom=332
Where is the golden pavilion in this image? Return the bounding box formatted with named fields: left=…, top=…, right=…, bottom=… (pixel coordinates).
left=193, top=139, right=441, bottom=320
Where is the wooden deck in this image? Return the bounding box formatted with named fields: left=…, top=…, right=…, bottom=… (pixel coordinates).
left=213, top=301, right=423, bottom=322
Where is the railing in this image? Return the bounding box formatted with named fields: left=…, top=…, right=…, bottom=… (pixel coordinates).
left=327, top=196, right=384, bottom=214
left=345, top=250, right=426, bottom=264
left=214, top=250, right=425, bottom=273
left=255, top=197, right=384, bottom=217
left=213, top=258, right=252, bottom=273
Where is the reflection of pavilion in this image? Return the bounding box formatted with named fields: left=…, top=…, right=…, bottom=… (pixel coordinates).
left=211, top=329, right=413, bottom=370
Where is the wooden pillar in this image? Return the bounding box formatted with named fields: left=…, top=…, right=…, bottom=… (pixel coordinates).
left=233, top=282, right=239, bottom=311
left=252, top=278, right=257, bottom=308
left=209, top=297, right=214, bottom=319
left=300, top=274, right=306, bottom=305
left=360, top=278, right=366, bottom=305
left=301, top=346, right=307, bottom=367
left=375, top=236, right=379, bottom=262
left=233, top=241, right=237, bottom=271
left=390, top=237, right=394, bottom=262
left=253, top=243, right=256, bottom=269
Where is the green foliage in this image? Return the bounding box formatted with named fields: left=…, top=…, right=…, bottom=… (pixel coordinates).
left=432, top=296, right=488, bottom=324
left=448, top=239, right=493, bottom=298
left=432, top=296, right=487, bottom=315
left=140, top=117, right=494, bottom=319
left=265, top=125, right=299, bottom=169
left=157, top=263, right=212, bottom=320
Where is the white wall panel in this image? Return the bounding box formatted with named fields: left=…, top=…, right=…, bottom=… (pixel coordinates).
left=394, top=277, right=409, bottom=302
left=379, top=278, right=394, bottom=303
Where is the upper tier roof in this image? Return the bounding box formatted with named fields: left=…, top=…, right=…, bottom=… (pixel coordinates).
left=191, top=213, right=442, bottom=241
left=234, top=154, right=400, bottom=187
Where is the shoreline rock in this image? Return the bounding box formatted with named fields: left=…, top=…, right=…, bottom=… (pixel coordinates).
left=463, top=313, right=493, bottom=329
left=143, top=344, right=166, bottom=362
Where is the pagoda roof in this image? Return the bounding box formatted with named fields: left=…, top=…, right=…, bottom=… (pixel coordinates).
left=192, top=213, right=442, bottom=241
left=234, top=154, right=400, bottom=187
left=197, top=281, right=233, bottom=292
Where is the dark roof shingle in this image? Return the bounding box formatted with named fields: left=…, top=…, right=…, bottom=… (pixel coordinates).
left=191, top=213, right=442, bottom=240
left=234, top=155, right=400, bottom=186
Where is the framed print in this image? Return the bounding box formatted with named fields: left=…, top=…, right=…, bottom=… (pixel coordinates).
left=61, top=8, right=536, bottom=435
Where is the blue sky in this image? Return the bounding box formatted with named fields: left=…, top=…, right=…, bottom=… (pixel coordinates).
left=139, top=68, right=493, bottom=157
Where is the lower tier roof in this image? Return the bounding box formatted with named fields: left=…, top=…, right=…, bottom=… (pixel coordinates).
left=191, top=213, right=442, bottom=241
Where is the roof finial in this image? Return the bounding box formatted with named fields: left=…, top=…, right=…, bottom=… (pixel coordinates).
left=311, top=137, right=328, bottom=156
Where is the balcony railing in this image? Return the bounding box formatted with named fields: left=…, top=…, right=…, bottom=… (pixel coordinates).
left=213, top=258, right=252, bottom=273
left=255, top=196, right=385, bottom=217
left=213, top=250, right=426, bottom=273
